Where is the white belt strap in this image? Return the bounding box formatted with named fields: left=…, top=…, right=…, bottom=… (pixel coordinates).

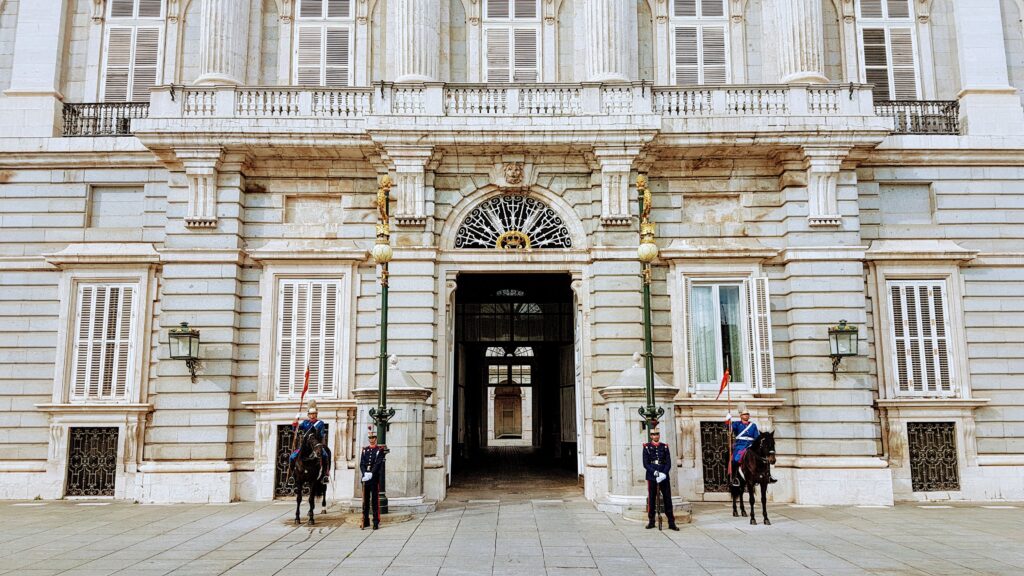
left=736, top=423, right=755, bottom=441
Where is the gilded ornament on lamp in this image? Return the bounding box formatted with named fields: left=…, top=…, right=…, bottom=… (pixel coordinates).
left=638, top=175, right=656, bottom=244
left=376, top=175, right=392, bottom=240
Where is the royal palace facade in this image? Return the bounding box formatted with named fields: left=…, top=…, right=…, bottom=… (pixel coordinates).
left=0, top=0, right=1023, bottom=509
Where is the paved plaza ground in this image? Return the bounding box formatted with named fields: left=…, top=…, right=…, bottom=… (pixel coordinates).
left=1, top=486, right=1022, bottom=576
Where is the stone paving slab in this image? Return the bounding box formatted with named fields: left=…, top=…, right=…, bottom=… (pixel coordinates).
left=0, top=499, right=1022, bottom=575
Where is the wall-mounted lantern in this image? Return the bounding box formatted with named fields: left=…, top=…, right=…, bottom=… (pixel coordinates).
left=828, top=320, right=858, bottom=379
left=169, top=322, right=201, bottom=383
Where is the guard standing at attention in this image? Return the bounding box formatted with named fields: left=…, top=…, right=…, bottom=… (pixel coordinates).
left=360, top=427, right=386, bottom=529
left=642, top=428, right=679, bottom=531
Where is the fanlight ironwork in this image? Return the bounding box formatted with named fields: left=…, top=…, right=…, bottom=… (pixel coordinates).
left=455, top=195, right=572, bottom=249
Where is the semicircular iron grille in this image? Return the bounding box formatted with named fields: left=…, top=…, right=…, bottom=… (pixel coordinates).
left=455, top=195, right=573, bottom=249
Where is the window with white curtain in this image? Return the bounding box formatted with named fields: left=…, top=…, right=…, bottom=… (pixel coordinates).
left=670, top=0, right=729, bottom=85
left=482, top=0, right=540, bottom=82
left=857, top=0, right=919, bottom=102
left=293, top=0, right=353, bottom=86
left=685, top=277, right=775, bottom=394
left=102, top=0, right=164, bottom=102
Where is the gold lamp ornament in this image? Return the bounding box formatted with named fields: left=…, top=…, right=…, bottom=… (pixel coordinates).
left=637, top=175, right=659, bottom=266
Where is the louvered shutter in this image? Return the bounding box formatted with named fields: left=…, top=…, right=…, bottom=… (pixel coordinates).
left=104, top=28, right=133, bottom=102
left=674, top=26, right=699, bottom=85
left=277, top=280, right=339, bottom=398
left=486, top=28, right=511, bottom=82
left=296, top=27, right=323, bottom=84
left=701, top=26, right=727, bottom=84
left=675, top=0, right=697, bottom=17
left=888, top=281, right=953, bottom=396
left=513, top=28, right=538, bottom=82
left=861, top=28, right=890, bottom=102
left=886, top=0, right=911, bottom=18
left=513, top=0, right=537, bottom=19
left=70, top=283, right=136, bottom=402
left=746, top=277, right=775, bottom=394
left=682, top=278, right=696, bottom=392
left=888, top=28, right=918, bottom=100
left=327, top=0, right=350, bottom=18
left=700, top=0, right=725, bottom=17
left=137, top=0, right=163, bottom=18
left=110, top=0, right=135, bottom=18
left=324, top=27, right=350, bottom=86
left=131, top=28, right=160, bottom=102
left=487, top=0, right=510, bottom=19
left=300, top=0, right=324, bottom=18
left=860, top=0, right=883, bottom=18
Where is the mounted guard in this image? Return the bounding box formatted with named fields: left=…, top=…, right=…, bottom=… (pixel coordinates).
left=290, top=400, right=330, bottom=484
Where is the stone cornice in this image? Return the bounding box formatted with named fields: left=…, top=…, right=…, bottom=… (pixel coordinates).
left=247, top=240, right=368, bottom=264
left=36, top=403, right=154, bottom=414
left=44, top=243, right=161, bottom=268
left=660, top=238, right=779, bottom=262
left=875, top=398, right=989, bottom=410
left=865, top=240, right=978, bottom=263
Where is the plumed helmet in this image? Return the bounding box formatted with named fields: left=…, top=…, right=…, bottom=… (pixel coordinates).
left=307, top=400, right=318, bottom=414
left=738, top=403, right=750, bottom=415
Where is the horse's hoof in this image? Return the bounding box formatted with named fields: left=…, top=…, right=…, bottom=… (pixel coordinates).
left=741, top=511, right=747, bottom=517
left=732, top=511, right=739, bottom=517
left=764, top=518, right=771, bottom=525
left=750, top=519, right=757, bottom=526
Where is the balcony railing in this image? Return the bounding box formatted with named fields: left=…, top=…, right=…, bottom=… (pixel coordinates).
left=874, top=100, right=960, bottom=135
left=150, top=82, right=877, bottom=121
left=62, top=102, right=150, bottom=136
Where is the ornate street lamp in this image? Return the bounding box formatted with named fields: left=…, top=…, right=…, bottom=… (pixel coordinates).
left=168, top=322, right=200, bottom=383
left=636, top=175, right=664, bottom=440
left=828, top=319, right=859, bottom=379
left=370, top=175, right=397, bottom=513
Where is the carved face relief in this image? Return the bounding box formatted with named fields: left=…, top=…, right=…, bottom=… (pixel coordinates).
left=503, top=162, right=525, bottom=186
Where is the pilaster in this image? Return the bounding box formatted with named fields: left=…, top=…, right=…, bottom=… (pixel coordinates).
left=394, top=0, right=441, bottom=82
left=584, top=0, right=634, bottom=82
left=275, top=0, right=294, bottom=85
left=770, top=0, right=828, bottom=84
left=195, top=0, right=250, bottom=85
left=803, top=147, right=848, bottom=228
left=0, top=0, right=70, bottom=137
left=383, top=146, right=438, bottom=226
left=593, top=147, right=639, bottom=226
left=178, top=149, right=225, bottom=229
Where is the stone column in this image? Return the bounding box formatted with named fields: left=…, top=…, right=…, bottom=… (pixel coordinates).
left=952, top=0, right=1024, bottom=135
left=394, top=0, right=440, bottom=82
left=584, top=0, right=633, bottom=82
left=771, top=0, right=828, bottom=84
left=195, top=0, right=249, bottom=85
left=0, top=0, right=70, bottom=136
left=596, top=354, right=690, bottom=522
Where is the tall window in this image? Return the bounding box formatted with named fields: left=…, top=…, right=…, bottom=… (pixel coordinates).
left=858, top=0, right=919, bottom=102
left=887, top=280, right=954, bottom=397
left=102, top=0, right=164, bottom=102
left=294, top=0, right=353, bottom=86
left=685, top=278, right=774, bottom=394
left=670, top=0, right=728, bottom=85
left=276, top=279, right=340, bottom=398
left=69, top=283, right=138, bottom=402
left=483, top=0, right=540, bottom=82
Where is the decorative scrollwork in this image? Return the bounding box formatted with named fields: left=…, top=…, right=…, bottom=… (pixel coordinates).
left=455, top=195, right=572, bottom=250
left=907, top=422, right=960, bottom=492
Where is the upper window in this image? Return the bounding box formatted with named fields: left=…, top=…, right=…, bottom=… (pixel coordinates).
left=69, top=283, right=139, bottom=402
left=275, top=279, right=341, bottom=398
left=670, top=0, right=728, bottom=85
left=294, top=0, right=353, bottom=86
left=685, top=277, right=774, bottom=394
left=887, top=280, right=954, bottom=397
left=102, top=0, right=164, bottom=102
left=857, top=0, right=919, bottom=102
left=483, top=0, right=540, bottom=82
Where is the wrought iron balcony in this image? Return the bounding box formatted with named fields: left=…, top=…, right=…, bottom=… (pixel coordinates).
left=874, top=100, right=960, bottom=135
left=62, top=102, right=150, bottom=136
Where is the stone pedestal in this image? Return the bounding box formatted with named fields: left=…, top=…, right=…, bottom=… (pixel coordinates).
left=352, top=356, right=435, bottom=512
left=770, top=0, right=828, bottom=84
left=195, top=0, right=249, bottom=85
left=596, top=354, right=690, bottom=522
left=394, top=0, right=441, bottom=82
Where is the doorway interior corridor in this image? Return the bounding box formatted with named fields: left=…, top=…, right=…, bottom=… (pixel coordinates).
left=450, top=273, right=580, bottom=499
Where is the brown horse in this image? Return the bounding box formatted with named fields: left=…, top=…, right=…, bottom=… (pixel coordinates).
left=290, top=428, right=330, bottom=525
left=729, top=431, right=776, bottom=525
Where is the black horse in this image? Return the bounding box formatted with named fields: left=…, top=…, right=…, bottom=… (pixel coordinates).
left=289, top=427, right=331, bottom=525
left=729, top=431, right=776, bottom=525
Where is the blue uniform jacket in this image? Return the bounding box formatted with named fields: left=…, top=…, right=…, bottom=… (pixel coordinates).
left=642, top=442, right=672, bottom=481
left=732, top=420, right=760, bottom=462
left=359, top=445, right=386, bottom=479
left=289, top=419, right=328, bottom=461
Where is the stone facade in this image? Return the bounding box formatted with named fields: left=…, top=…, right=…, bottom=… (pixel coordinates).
left=0, top=0, right=1023, bottom=507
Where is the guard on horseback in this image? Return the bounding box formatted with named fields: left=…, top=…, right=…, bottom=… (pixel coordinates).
left=291, top=400, right=330, bottom=484
left=642, top=428, right=679, bottom=531
left=730, top=406, right=776, bottom=486
left=360, top=427, right=386, bottom=530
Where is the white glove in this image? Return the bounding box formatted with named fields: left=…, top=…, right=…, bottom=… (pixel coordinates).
left=656, top=472, right=666, bottom=483
left=362, top=472, right=372, bottom=482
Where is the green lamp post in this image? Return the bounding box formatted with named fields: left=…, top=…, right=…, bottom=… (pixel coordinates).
left=636, top=175, right=664, bottom=441
left=370, top=175, right=397, bottom=513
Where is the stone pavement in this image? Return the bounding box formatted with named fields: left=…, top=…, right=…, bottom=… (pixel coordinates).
left=0, top=496, right=1022, bottom=576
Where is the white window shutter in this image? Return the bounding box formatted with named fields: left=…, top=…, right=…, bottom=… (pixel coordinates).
left=886, top=0, right=911, bottom=18
left=131, top=28, right=160, bottom=102
left=860, top=0, right=883, bottom=18
left=930, top=284, right=952, bottom=394
left=682, top=278, right=696, bottom=393
left=701, top=26, right=728, bottom=84
left=486, top=28, right=511, bottom=83
left=512, top=28, right=538, bottom=82
left=113, top=286, right=134, bottom=399
left=675, top=0, right=697, bottom=17
left=70, top=283, right=135, bottom=402
left=700, top=0, right=725, bottom=18
left=674, top=26, right=699, bottom=85
left=888, top=28, right=918, bottom=100
left=322, top=282, right=338, bottom=395
left=746, top=277, right=775, bottom=394
left=110, top=0, right=135, bottom=18
left=277, top=280, right=339, bottom=398
left=300, top=0, right=324, bottom=18
left=327, top=0, right=351, bottom=18
left=888, top=281, right=953, bottom=397
left=513, top=0, right=537, bottom=19
left=277, top=282, right=296, bottom=397
left=104, top=28, right=133, bottom=102
left=296, top=27, right=323, bottom=85
left=71, top=285, right=93, bottom=400
left=861, top=28, right=890, bottom=101
left=324, top=27, right=350, bottom=86
left=487, top=0, right=510, bottom=19
left=137, top=0, right=163, bottom=18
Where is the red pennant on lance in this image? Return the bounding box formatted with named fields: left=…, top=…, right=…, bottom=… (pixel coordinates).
left=292, top=364, right=311, bottom=428
left=714, top=369, right=730, bottom=401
